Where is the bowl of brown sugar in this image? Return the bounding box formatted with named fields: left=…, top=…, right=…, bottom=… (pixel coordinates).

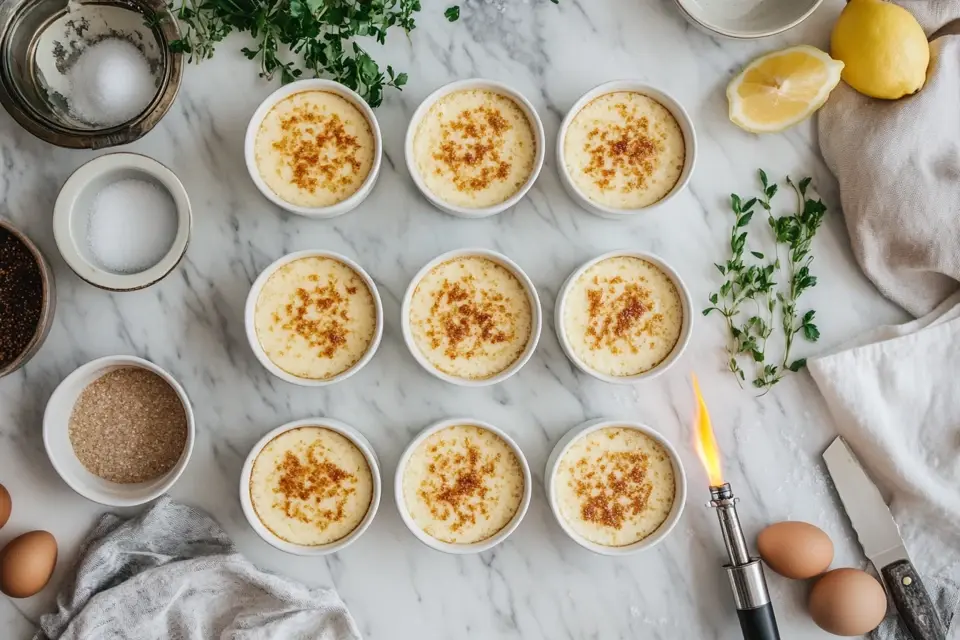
left=43, top=355, right=194, bottom=506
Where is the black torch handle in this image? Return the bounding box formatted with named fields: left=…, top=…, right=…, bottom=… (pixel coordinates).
left=737, top=603, right=781, bottom=640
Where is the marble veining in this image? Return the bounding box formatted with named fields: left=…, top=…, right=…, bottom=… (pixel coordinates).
left=0, top=0, right=908, bottom=637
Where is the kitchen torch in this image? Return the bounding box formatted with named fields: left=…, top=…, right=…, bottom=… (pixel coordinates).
left=693, top=376, right=780, bottom=640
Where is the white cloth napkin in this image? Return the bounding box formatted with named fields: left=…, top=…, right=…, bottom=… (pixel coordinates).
left=818, top=0, right=960, bottom=317
left=35, top=497, right=362, bottom=640
left=808, top=292, right=960, bottom=638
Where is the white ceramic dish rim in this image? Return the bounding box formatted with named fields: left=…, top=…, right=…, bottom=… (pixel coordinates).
left=556, top=80, right=697, bottom=219
left=404, top=78, right=546, bottom=218
left=672, top=0, right=824, bottom=38
left=545, top=418, right=687, bottom=556
left=52, top=152, right=192, bottom=291
left=394, top=417, right=532, bottom=554
left=238, top=417, right=382, bottom=556
left=243, top=79, right=383, bottom=219
left=244, top=249, right=384, bottom=387
left=400, top=248, right=542, bottom=387
left=554, top=250, right=693, bottom=384
left=42, top=355, right=196, bottom=507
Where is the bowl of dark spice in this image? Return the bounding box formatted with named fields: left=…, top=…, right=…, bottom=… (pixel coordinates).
left=0, top=219, right=56, bottom=379
left=43, top=355, right=194, bottom=506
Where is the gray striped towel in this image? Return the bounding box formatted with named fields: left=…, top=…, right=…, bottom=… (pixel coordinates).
left=35, top=496, right=361, bottom=640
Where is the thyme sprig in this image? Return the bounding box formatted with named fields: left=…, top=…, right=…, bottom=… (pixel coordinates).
left=167, top=0, right=419, bottom=107
left=704, top=169, right=826, bottom=393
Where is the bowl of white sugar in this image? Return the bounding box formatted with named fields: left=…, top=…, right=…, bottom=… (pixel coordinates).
left=0, top=0, right=182, bottom=148
left=53, top=153, right=191, bottom=291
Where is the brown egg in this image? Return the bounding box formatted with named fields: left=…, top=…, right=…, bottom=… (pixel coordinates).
left=0, top=530, right=58, bottom=598
left=757, top=521, right=834, bottom=579
left=809, top=568, right=887, bottom=636
left=0, top=484, right=10, bottom=529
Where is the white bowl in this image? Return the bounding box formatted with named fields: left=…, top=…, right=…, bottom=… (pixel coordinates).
left=53, top=153, right=192, bottom=291
left=557, top=81, right=696, bottom=220
left=239, top=418, right=381, bottom=556
left=244, top=250, right=384, bottom=387
left=401, top=248, right=542, bottom=387
left=545, top=419, right=687, bottom=556
left=554, top=250, right=693, bottom=384
left=43, top=355, right=195, bottom=507
left=673, top=0, right=823, bottom=38
left=244, top=79, right=382, bottom=219
left=404, top=79, right=546, bottom=218
left=395, top=417, right=532, bottom=554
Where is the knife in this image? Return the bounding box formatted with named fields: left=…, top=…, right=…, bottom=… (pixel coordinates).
left=823, top=437, right=946, bottom=640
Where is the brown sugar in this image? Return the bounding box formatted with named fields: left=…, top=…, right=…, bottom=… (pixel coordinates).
left=425, top=274, right=517, bottom=361
left=69, top=368, right=187, bottom=484
left=272, top=275, right=363, bottom=360
left=584, top=279, right=665, bottom=354
left=272, top=105, right=364, bottom=195
left=416, top=437, right=499, bottom=533
left=570, top=449, right=653, bottom=530
left=272, top=440, right=359, bottom=532
left=434, top=105, right=517, bottom=194
left=582, top=102, right=665, bottom=194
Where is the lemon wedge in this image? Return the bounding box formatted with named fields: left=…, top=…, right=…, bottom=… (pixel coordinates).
left=727, top=45, right=844, bottom=134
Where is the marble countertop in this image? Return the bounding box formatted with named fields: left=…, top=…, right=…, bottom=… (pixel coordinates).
left=0, top=0, right=910, bottom=637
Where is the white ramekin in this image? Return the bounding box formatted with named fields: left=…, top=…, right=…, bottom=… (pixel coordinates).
left=395, top=417, right=532, bottom=554
left=672, top=0, right=823, bottom=39
left=545, top=419, right=687, bottom=556
left=43, top=355, right=196, bottom=507
left=404, top=79, right=546, bottom=218
left=555, top=250, right=693, bottom=384
left=245, top=250, right=383, bottom=387
left=244, top=79, right=382, bottom=219
left=557, top=81, right=697, bottom=220
left=401, top=248, right=542, bottom=386
left=53, top=152, right=192, bottom=291
left=239, top=417, right=381, bottom=556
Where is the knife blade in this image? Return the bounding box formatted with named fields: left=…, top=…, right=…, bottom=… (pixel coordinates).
left=823, top=437, right=946, bottom=640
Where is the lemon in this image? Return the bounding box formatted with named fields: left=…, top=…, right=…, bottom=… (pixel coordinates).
left=831, top=0, right=929, bottom=99
left=727, top=45, right=844, bottom=134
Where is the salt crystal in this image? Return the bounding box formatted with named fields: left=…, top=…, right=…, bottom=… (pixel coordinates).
left=86, top=179, right=177, bottom=274
left=67, top=39, right=157, bottom=127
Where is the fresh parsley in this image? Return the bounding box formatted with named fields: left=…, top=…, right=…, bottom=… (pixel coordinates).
left=167, top=0, right=420, bottom=107
left=445, top=5, right=460, bottom=21
left=704, top=169, right=826, bottom=393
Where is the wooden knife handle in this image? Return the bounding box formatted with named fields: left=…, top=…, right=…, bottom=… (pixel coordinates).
left=881, top=560, right=947, bottom=640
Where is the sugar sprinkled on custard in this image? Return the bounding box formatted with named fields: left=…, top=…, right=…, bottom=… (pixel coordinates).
left=564, top=256, right=682, bottom=377
left=564, top=91, right=684, bottom=209
left=403, top=425, right=524, bottom=544
left=250, top=427, right=373, bottom=546
left=255, top=90, right=374, bottom=207
left=409, top=256, right=531, bottom=379
left=555, top=427, right=675, bottom=547
left=255, top=256, right=376, bottom=380
left=413, top=89, right=536, bottom=208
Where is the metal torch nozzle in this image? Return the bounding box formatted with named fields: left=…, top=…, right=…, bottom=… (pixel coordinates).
left=709, top=483, right=772, bottom=612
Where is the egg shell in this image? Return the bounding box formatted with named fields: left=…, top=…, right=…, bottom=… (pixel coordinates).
left=0, top=530, right=58, bottom=598
left=757, top=521, right=834, bottom=579
left=0, top=484, right=10, bottom=529
left=809, top=568, right=887, bottom=636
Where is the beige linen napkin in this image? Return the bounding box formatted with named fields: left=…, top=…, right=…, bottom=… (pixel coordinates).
left=818, top=0, right=960, bottom=317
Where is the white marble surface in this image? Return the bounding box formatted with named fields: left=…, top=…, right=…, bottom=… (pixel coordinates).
left=0, top=0, right=910, bottom=637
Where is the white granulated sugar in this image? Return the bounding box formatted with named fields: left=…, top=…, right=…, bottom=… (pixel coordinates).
left=67, top=39, right=157, bottom=126
left=87, top=179, right=177, bottom=274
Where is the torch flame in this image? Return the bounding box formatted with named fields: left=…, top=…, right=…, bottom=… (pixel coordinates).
left=692, top=374, right=724, bottom=487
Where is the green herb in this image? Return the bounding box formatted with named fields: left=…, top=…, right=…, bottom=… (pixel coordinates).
left=444, top=5, right=460, bottom=21
left=704, top=169, right=825, bottom=393
left=167, top=0, right=420, bottom=107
